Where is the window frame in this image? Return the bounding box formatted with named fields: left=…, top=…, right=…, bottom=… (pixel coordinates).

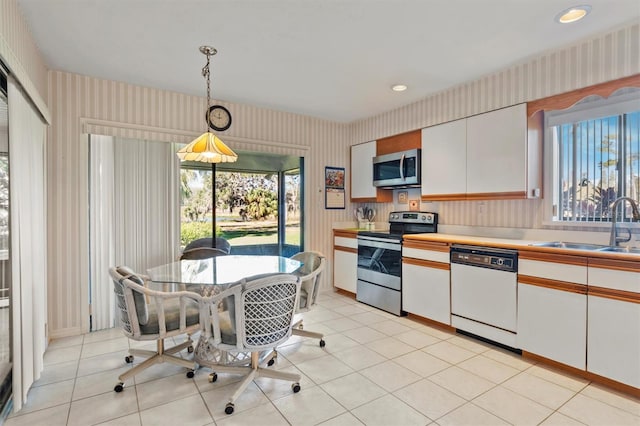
left=542, top=90, right=640, bottom=227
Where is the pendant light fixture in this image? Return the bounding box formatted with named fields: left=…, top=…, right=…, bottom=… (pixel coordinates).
left=177, top=46, right=238, bottom=163
left=177, top=46, right=237, bottom=251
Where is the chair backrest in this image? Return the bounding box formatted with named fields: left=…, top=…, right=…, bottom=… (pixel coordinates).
left=291, top=251, right=326, bottom=309
left=184, top=237, right=231, bottom=254
left=238, top=274, right=300, bottom=350
left=180, top=247, right=229, bottom=260
left=109, top=266, right=148, bottom=337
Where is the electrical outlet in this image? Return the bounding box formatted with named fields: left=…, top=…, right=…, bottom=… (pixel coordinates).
left=409, top=199, right=419, bottom=211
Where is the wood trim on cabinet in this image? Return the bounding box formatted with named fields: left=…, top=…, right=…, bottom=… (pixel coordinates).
left=333, top=230, right=358, bottom=238
left=465, top=191, right=527, bottom=200
left=527, top=74, right=640, bottom=117
left=333, top=288, right=356, bottom=299
left=403, top=257, right=450, bottom=271
left=518, top=250, right=588, bottom=266
left=518, top=275, right=587, bottom=295
left=421, top=193, right=467, bottom=201
left=588, top=257, right=640, bottom=273
left=522, top=351, right=640, bottom=398
left=376, top=129, right=421, bottom=155
left=588, top=285, right=640, bottom=304
left=333, top=246, right=357, bottom=254
left=350, top=191, right=394, bottom=203
left=402, top=240, right=450, bottom=252
left=406, top=313, right=456, bottom=333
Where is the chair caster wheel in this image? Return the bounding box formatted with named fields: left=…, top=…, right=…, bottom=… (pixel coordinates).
left=186, top=370, right=195, bottom=378
left=319, top=339, right=326, bottom=348
left=267, top=358, right=275, bottom=367
left=114, top=383, right=124, bottom=392
left=225, top=403, right=234, bottom=415
left=125, top=355, right=134, bottom=363
left=187, top=345, right=194, bottom=353
left=292, top=382, right=301, bottom=393
left=209, top=373, right=218, bottom=383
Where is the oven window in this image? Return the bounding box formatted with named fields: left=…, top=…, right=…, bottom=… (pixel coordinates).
left=357, top=244, right=401, bottom=277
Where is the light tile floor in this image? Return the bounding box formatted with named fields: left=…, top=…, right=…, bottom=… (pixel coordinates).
left=5, top=291, right=640, bottom=426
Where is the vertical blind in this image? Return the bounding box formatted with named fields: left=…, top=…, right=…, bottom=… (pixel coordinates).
left=89, top=136, right=181, bottom=331
left=548, top=92, right=640, bottom=222
left=8, top=76, right=47, bottom=412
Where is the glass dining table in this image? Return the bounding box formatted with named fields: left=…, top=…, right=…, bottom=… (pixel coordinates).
left=146, top=255, right=303, bottom=368
left=146, top=254, right=303, bottom=296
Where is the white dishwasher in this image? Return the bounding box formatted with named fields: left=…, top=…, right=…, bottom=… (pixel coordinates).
left=450, top=244, right=519, bottom=348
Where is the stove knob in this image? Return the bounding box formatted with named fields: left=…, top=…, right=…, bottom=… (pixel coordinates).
left=421, top=215, right=426, bottom=221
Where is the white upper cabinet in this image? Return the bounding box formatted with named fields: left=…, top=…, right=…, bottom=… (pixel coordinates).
left=466, top=103, right=528, bottom=196
left=420, top=103, right=540, bottom=201
left=351, top=141, right=377, bottom=200
left=421, top=119, right=466, bottom=199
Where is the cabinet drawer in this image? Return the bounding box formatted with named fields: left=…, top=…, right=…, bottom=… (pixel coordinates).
left=519, top=258, right=587, bottom=284
left=588, top=258, right=640, bottom=293
left=403, top=247, right=449, bottom=263
left=334, top=236, right=357, bottom=249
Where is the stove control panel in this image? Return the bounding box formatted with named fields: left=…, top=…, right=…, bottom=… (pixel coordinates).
left=389, top=211, right=437, bottom=224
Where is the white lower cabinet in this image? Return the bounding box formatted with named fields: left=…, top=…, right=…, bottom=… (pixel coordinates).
left=518, top=281, right=586, bottom=369
left=334, top=248, right=357, bottom=293
left=401, top=241, right=450, bottom=325
left=333, top=231, right=358, bottom=294
left=517, top=252, right=587, bottom=370
left=587, top=259, right=640, bottom=388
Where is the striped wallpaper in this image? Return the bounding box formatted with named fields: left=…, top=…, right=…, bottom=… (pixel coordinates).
left=1, top=0, right=639, bottom=337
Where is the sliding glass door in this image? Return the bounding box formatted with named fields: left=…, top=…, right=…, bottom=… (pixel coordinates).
left=180, top=151, right=304, bottom=256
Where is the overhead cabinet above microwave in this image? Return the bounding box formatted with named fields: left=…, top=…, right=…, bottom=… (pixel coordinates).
left=421, top=103, right=542, bottom=201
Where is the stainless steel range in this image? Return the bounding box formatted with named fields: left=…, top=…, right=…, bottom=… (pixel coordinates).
left=356, top=211, right=438, bottom=315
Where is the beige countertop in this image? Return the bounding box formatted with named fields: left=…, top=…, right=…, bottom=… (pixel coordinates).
left=403, top=233, right=640, bottom=261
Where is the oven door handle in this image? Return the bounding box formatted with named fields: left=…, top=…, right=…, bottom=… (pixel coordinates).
left=357, top=238, right=401, bottom=250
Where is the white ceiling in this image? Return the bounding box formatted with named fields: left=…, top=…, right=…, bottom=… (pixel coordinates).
left=15, top=0, right=640, bottom=123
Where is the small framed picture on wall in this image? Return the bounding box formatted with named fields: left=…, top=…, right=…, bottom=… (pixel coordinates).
left=325, top=166, right=345, bottom=209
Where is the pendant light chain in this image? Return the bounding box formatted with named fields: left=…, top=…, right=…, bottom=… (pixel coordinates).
left=202, top=52, right=211, bottom=119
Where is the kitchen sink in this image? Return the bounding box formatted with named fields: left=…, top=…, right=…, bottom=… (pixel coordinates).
left=596, top=246, right=640, bottom=254
left=529, top=241, right=608, bottom=250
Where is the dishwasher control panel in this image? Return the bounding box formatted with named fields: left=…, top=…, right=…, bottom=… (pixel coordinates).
left=450, top=245, right=517, bottom=273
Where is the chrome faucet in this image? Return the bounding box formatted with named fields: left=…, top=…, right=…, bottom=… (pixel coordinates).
left=609, top=197, right=640, bottom=246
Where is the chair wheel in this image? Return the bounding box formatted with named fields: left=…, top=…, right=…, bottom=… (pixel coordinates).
left=186, top=370, right=195, bottom=378
left=319, top=339, right=326, bottom=348
left=187, top=345, right=194, bottom=353
left=292, top=382, right=301, bottom=393
left=267, top=358, right=275, bottom=367
left=114, top=383, right=124, bottom=392
left=225, top=403, right=234, bottom=415
left=209, top=372, right=218, bottom=383
left=125, top=355, right=134, bottom=363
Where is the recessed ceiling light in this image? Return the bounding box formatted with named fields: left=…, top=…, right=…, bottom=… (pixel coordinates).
left=555, top=5, right=591, bottom=24
left=392, top=84, right=407, bottom=92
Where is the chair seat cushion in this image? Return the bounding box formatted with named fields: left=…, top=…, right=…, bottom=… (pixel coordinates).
left=140, top=299, right=199, bottom=335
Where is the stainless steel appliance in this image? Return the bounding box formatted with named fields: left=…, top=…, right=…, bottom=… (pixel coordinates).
left=372, top=149, right=421, bottom=188
left=356, top=211, right=437, bottom=315
left=450, top=244, right=518, bottom=348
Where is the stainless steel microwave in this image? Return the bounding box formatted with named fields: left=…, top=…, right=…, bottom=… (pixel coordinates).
left=372, top=149, right=421, bottom=188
